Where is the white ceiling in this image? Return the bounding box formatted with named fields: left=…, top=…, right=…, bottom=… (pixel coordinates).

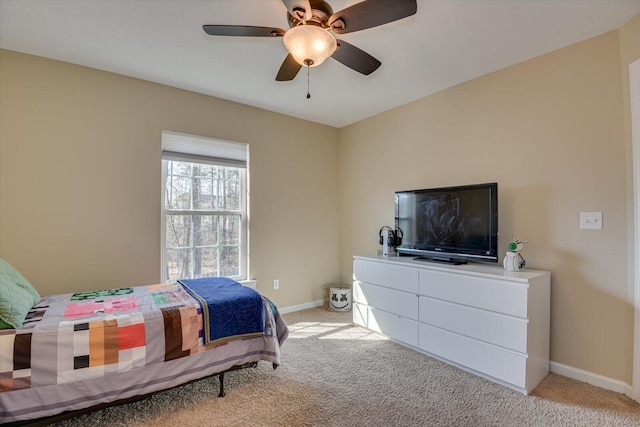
left=1, top=0, right=639, bottom=128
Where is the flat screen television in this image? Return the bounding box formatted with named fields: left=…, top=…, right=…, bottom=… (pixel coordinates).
left=395, top=182, right=498, bottom=264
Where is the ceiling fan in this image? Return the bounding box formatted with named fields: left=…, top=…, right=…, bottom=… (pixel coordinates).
left=203, top=0, right=417, bottom=81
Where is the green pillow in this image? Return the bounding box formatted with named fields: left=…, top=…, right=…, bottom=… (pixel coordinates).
left=0, top=259, right=41, bottom=329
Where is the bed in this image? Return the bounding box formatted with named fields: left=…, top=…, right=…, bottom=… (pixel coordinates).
left=0, top=259, right=288, bottom=424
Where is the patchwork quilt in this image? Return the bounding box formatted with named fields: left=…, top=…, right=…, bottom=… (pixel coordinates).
left=0, top=281, right=286, bottom=399
left=0, top=284, right=204, bottom=393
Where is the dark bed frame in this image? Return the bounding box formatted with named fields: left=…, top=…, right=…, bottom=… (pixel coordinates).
left=6, top=361, right=275, bottom=427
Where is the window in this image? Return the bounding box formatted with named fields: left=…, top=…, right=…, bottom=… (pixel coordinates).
left=161, top=131, right=247, bottom=283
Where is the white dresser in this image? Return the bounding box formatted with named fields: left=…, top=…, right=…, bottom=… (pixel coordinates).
left=352, top=255, right=550, bottom=394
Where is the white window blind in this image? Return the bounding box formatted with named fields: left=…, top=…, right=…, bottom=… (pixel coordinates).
left=161, top=130, right=247, bottom=168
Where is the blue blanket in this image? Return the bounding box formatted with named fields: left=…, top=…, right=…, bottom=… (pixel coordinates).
left=178, top=277, right=264, bottom=345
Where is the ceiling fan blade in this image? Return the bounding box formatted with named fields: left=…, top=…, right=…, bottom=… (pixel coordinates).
left=282, top=0, right=312, bottom=21
left=328, top=0, right=417, bottom=34
left=203, top=25, right=285, bottom=37
left=276, top=54, right=303, bottom=81
left=331, top=39, right=381, bottom=75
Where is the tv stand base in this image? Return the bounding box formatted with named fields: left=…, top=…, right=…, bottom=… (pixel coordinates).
left=413, top=256, right=467, bottom=265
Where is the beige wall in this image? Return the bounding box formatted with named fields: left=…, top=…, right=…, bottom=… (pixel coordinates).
left=338, top=30, right=633, bottom=383
left=0, top=49, right=340, bottom=307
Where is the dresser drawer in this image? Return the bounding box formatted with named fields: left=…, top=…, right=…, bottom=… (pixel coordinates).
left=419, top=323, right=527, bottom=388
left=354, top=259, right=419, bottom=293
left=369, top=307, right=419, bottom=347
left=419, top=296, right=528, bottom=353
left=419, top=270, right=528, bottom=318
left=354, top=282, right=418, bottom=321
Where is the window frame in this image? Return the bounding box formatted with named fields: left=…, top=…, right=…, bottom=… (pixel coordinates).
left=160, top=136, right=248, bottom=284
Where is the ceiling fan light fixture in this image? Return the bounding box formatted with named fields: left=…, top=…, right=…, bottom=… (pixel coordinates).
left=283, top=25, right=337, bottom=67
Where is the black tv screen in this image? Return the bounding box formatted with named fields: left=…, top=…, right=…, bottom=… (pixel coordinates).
left=395, top=182, right=498, bottom=264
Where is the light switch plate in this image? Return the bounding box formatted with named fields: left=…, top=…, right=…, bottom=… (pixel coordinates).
left=580, top=212, right=602, bottom=230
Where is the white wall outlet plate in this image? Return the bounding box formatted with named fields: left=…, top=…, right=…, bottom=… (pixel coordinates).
left=580, top=212, right=603, bottom=230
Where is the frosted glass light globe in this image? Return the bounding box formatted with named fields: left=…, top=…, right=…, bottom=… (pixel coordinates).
left=283, top=25, right=337, bottom=67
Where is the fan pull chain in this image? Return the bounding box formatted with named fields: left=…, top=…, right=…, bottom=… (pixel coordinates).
left=303, top=59, right=313, bottom=99
left=306, top=63, right=311, bottom=99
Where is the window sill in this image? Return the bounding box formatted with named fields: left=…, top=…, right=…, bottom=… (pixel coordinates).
left=239, top=279, right=257, bottom=289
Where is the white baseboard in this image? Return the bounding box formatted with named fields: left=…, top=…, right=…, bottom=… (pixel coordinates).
left=278, top=299, right=323, bottom=314
left=550, top=361, right=632, bottom=397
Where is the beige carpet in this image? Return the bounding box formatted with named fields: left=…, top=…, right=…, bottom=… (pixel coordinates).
left=53, top=307, right=640, bottom=426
